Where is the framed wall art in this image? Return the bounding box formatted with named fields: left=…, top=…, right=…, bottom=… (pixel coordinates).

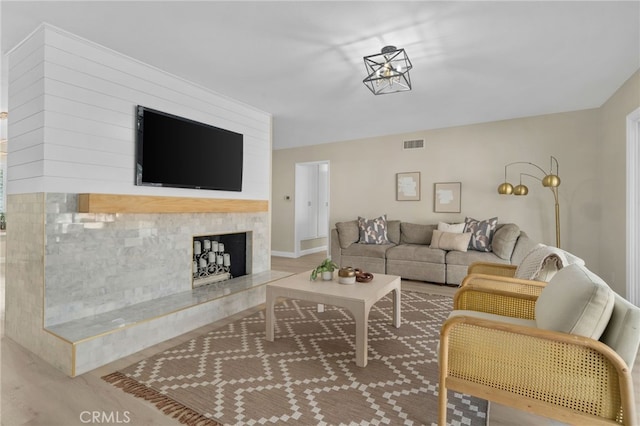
left=434, top=182, right=461, bottom=213
left=396, top=172, right=420, bottom=201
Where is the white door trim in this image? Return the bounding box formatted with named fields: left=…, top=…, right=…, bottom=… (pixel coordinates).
left=294, top=160, right=331, bottom=258
left=626, top=107, right=640, bottom=306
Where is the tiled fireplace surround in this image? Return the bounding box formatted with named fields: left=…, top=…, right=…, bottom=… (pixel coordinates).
left=5, top=193, right=287, bottom=376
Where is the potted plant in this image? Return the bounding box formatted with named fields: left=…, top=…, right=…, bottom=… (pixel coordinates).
left=310, top=258, right=338, bottom=281
left=0, top=213, right=5, bottom=231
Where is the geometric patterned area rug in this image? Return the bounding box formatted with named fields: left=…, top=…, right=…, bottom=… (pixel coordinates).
left=103, top=291, right=487, bottom=426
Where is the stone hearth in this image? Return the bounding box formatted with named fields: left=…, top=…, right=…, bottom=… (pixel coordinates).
left=5, top=193, right=276, bottom=376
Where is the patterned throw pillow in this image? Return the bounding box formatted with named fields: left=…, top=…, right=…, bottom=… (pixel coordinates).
left=358, top=215, right=390, bottom=244
left=463, top=216, right=498, bottom=252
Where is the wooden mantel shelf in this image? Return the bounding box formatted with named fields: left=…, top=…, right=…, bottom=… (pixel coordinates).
left=78, top=194, right=269, bottom=214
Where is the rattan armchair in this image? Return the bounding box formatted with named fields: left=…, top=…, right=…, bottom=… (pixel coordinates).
left=466, top=261, right=517, bottom=278
left=439, top=272, right=640, bottom=425
left=455, top=273, right=546, bottom=319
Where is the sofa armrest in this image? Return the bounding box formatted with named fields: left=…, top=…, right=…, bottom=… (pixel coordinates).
left=455, top=274, right=547, bottom=319
left=510, top=231, right=539, bottom=265
left=467, top=261, right=517, bottom=277
left=330, top=228, right=341, bottom=265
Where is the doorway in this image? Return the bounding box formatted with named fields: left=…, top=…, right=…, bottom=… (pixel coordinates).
left=294, top=161, right=330, bottom=258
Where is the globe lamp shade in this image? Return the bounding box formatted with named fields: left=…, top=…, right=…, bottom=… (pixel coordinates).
left=513, top=184, right=529, bottom=195
left=498, top=182, right=514, bottom=195
left=542, top=174, right=561, bottom=187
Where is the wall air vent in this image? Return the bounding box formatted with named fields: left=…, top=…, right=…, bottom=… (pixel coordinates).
left=403, top=139, right=425, bottom=150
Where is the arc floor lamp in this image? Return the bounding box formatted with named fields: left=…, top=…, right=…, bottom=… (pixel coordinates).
left=497, top=156, right=561, bottom=247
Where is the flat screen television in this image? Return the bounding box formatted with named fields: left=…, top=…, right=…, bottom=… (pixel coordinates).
left=135, top=106, right=243, bottom=191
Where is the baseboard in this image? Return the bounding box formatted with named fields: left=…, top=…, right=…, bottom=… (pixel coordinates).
left=272, top=246, right=328, bottom=259
left=271, top=251, right=296, bottom=258
left=300, top=246, right=328, bottom=257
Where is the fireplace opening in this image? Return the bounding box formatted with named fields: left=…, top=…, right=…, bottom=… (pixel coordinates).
left=192, top=232, right=251, bottom=288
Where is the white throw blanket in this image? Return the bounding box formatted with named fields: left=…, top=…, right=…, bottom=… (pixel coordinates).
left=515, top=244, right=585, bottom=281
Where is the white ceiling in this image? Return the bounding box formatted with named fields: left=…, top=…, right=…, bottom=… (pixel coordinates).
left=2, top=1, right=639, bottom=150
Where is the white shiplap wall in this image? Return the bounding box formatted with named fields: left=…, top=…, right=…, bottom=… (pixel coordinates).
left=7, top=28, right=46, bottom=193
left=7, top=24, right=271, bottom=200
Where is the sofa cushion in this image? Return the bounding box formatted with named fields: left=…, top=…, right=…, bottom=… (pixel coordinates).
left=446, top=249, right=509, bottom=267
left=429, top=230, right=472, bottom=252
left=437, top=221, right=465, bottom=233
left=387, top=220, right=401, bottom=244
left=600, top=293, right=640, bottom=367
left=342, top=242, right=393, bottom=259
left=400, top=223, right=436, bottom=245
left=492, top=223, right=520, bottom=260
left=509, top=231, right=538, bottom=265
left=463, top=216, right=498, bottom=252
left=536, top=264, right=615, bottom=339
left=386, top=244, right=445, bottom=263
left=358, top=215, right=390, bottom=244
left=335, top=220, right=359, bottom=249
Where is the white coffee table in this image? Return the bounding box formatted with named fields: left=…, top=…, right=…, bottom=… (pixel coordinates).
left=265, top=271, right=401, bottom=367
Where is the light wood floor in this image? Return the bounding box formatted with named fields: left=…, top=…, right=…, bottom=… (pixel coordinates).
left=1, top=252, right=638, bottom=425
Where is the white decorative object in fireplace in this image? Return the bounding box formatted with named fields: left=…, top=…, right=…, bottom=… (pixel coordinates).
left=192, top=232, right=250, bottom=288
left=193, top=239, right=232, bottom=285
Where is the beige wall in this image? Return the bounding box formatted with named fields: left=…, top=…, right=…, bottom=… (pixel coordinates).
left=599, top=70, right=640, bottom=295
left=300, top=237, right=328, bottom=252
left=273, top=109, right=603, bottom=270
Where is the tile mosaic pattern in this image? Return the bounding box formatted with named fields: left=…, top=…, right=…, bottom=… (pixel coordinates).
left=5, top=193, right=74, bottom=373
left=44, top=193, right=270, bottom=326
left=6, top=192, right=273, bottom=376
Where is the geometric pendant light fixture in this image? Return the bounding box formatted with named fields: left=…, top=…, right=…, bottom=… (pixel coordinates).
left=363, top=45, right=412, bottom=95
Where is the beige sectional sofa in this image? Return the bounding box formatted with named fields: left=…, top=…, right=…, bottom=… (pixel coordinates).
left=330, top=220, right=538, bottom=285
